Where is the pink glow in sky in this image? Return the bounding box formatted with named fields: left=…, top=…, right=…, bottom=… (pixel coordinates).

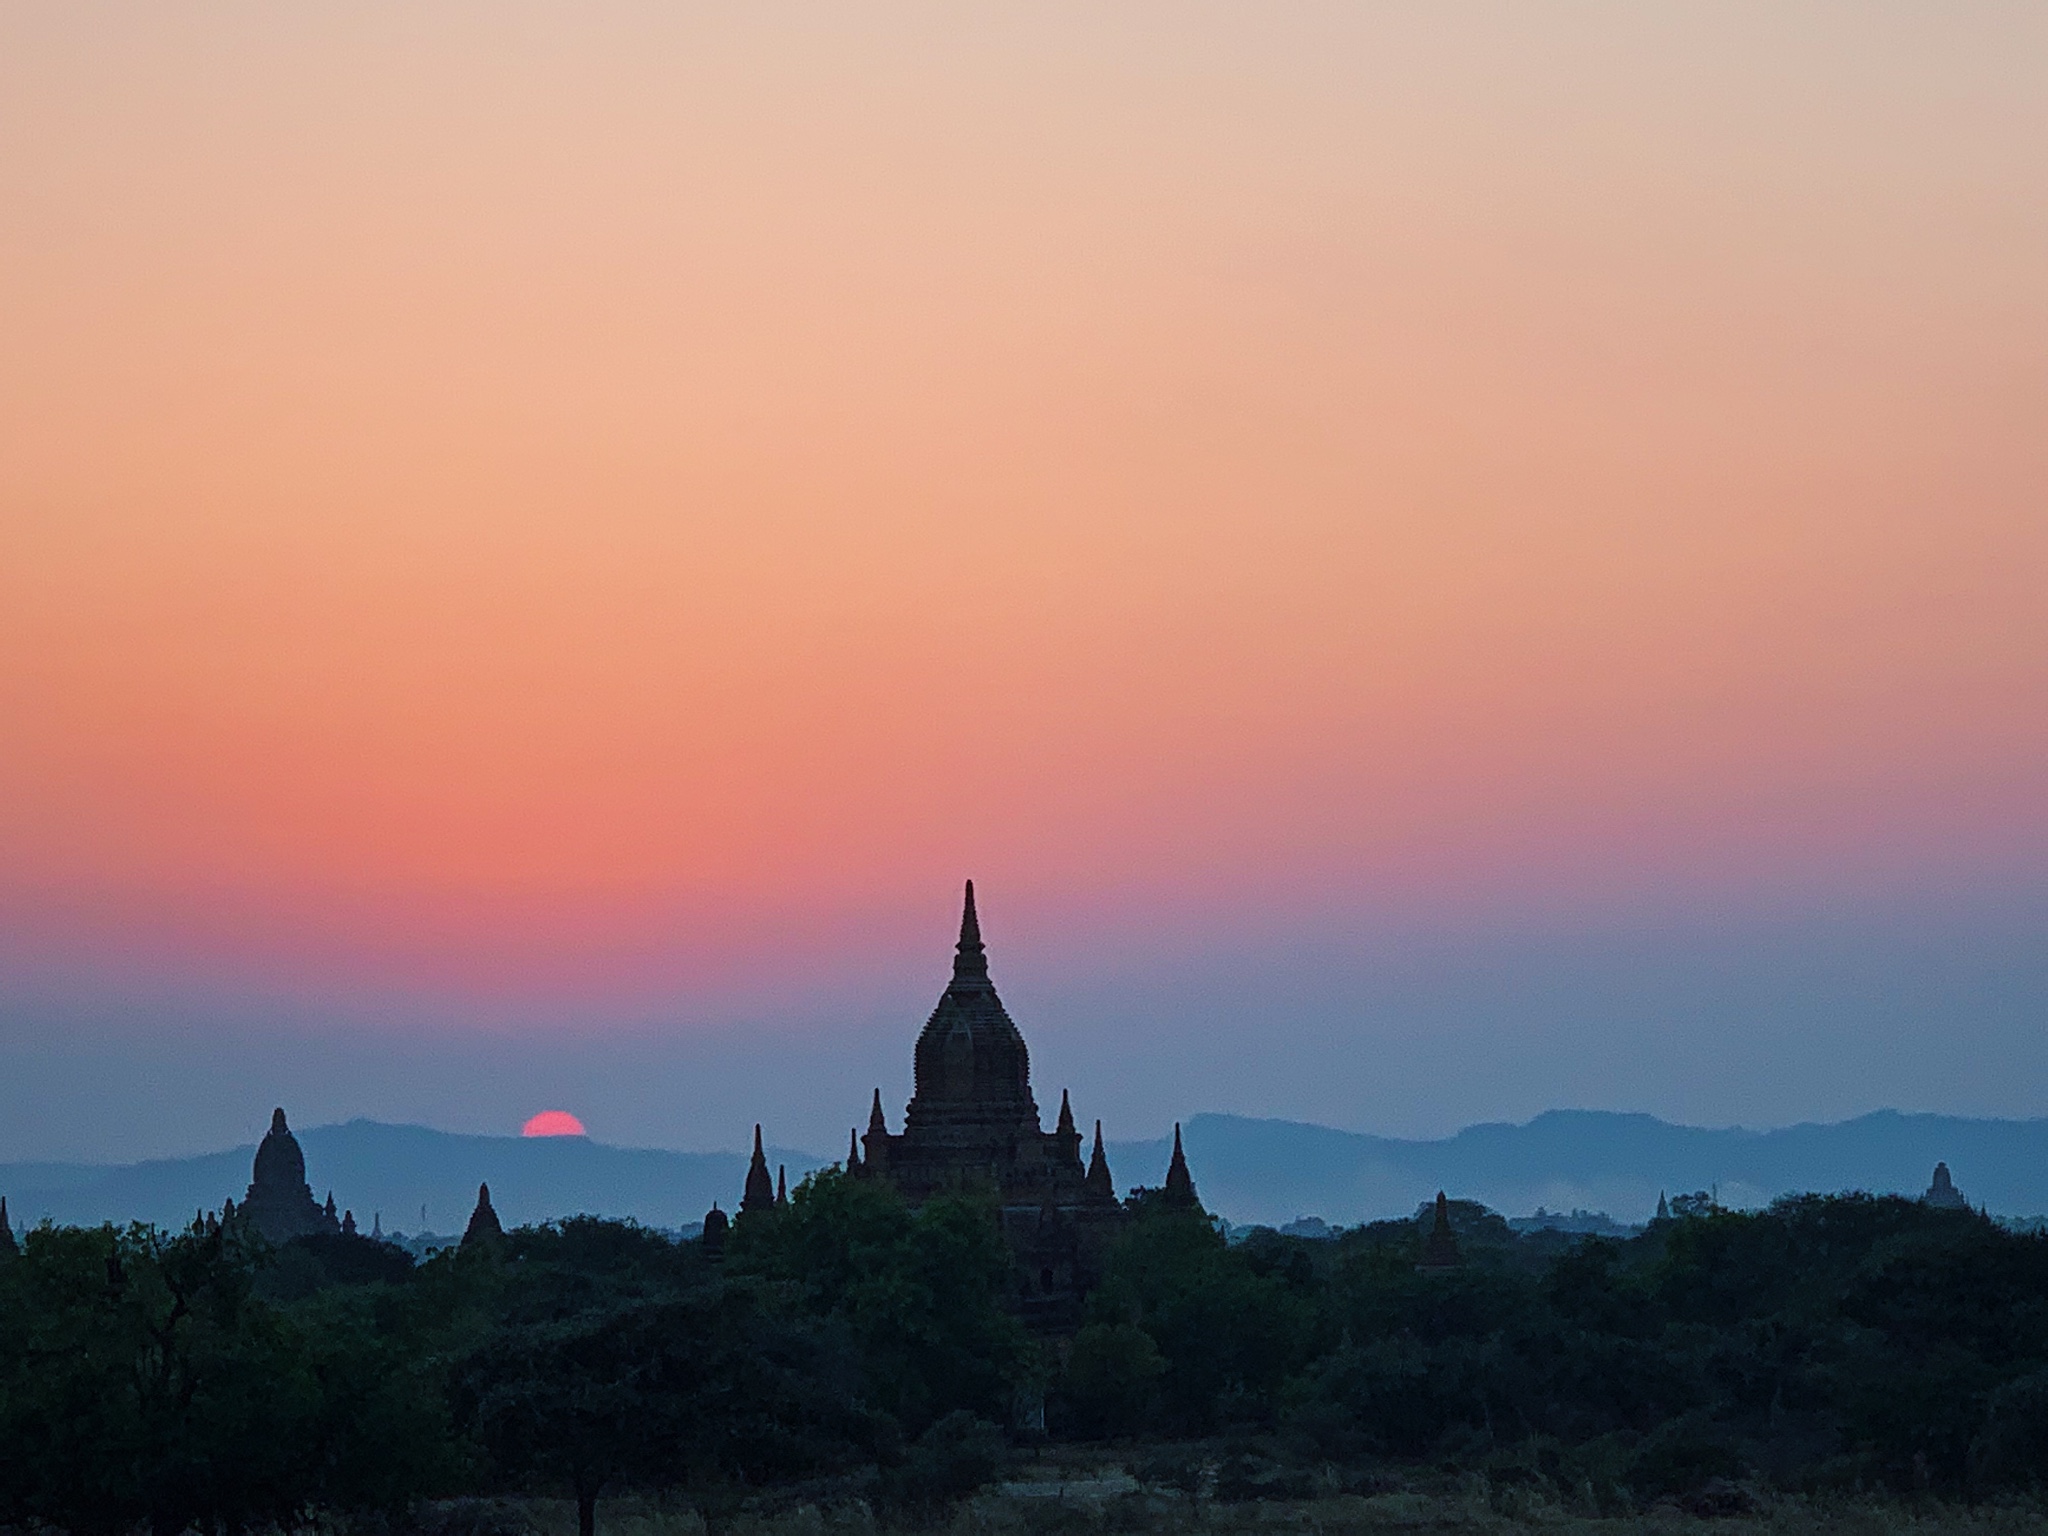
left=1, top=5, right=2045, bottom=1159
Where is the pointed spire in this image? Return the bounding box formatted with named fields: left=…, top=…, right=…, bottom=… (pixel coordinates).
left=863, top=1092, right=890, bottom=1174
left=1086, top=1120, right=1114, bottom=1199
left=741, top=1124, right=776, bottom=1214
left=847, top=1127, right=862, bottom=1172
left=952, top=879, right=989, bottom=983
left=1056, top=1089, right=1076, bottom=1136
left=461, top=1182, right=505, bottom=1251
left=776, top=1165, right=789, bottom=1207
left=1419, top=1191, right=1461, bottom=1270
left=1655, top=1191, right=1670, bottom=1222
left=270, top=1107, right=289, bottom=1135
left=371, top=1211, right=382, bottom=1239
left=1163, top=1123, right=1198, bottom=1207
left=0, top=1195, right=16, bottom=1258
left=341, top=1209, right=358, bottom=1238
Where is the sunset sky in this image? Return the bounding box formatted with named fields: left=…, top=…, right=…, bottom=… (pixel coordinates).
left=3, top=4, right=2045, bottom=1162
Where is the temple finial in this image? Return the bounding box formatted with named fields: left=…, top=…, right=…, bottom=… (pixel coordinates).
left=847, top=1127, right=862, bottom=1171
left=1057, top=1088, right=1076, bottom=1135
left=869, top=1089, right=888, bottom=1134
left=270, top=1107, right=288, bottom=1135
left=953, top=879, right=989, bottom=982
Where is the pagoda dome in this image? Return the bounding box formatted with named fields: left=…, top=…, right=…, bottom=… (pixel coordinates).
left=252, top=1107, right=308, bottom=1191
left=907, top=882, right=1039, bottom=1133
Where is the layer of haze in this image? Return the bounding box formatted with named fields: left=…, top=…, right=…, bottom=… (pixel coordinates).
left=3, top=4, right=2045, bottom=1163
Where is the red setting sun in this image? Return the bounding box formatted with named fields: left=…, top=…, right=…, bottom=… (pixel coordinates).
left=521, top=1110, right=588, bottom=1138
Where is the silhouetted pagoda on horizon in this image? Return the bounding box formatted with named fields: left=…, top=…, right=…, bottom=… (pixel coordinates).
left=242, top=1108, right=341, bottom=1243
left=728, top=881, right=1196, bottom=1328
left=1418, top=1190, right=1462, bottom=1271
left=1923, top=1161, right=1969, bottom=1210
left=462, top=1182, right=506, bottom=1251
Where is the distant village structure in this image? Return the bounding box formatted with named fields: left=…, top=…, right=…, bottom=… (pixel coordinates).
left=726, top=881, right=1199, bottom=1326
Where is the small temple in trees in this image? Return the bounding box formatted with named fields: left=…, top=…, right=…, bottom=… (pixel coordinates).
left=723, top=881, right=1200, bottom=1327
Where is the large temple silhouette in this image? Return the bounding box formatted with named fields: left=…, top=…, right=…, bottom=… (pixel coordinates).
left=728, top=881, right=1198, bottom=1326
left=239, top=1108, right=345, bottom=1242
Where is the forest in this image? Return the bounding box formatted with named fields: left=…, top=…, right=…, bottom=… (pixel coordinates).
left=3, top=1173, right=2047, bottom=1536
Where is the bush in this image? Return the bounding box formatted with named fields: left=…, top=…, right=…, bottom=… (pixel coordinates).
left=887, top=1411, right=1008, bottom=1514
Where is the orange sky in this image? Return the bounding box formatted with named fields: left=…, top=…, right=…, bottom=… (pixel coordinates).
left=3, top=3, right=2045, bottom=1010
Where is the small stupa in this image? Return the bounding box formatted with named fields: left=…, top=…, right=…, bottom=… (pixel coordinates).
left=1162, top=1123, right=1201, bottom=1209
left=700, top=1202, right=729, bottom=1258
left=1923, top=1162, right=1969, bottom=1210
left=461, top=1182, right=505, bottom=1251
left=740, top=1125, right=776, bottom=1215
left=1418, top=1191, right=1462, bottom=1271
left=1085, top=1120, right=1115, bottom=1200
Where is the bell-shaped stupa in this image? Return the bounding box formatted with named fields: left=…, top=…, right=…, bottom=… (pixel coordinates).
left=241, top=1108, right=341, bottom=1243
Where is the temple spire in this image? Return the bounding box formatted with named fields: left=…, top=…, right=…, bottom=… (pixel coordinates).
left=952, top=880, right=989, bottom=983
left=1419, top=1190, right=1461, bottom=1271
left=1056, top=1088, right=1076, bottom=1136
left=868, top=1090, right=888, bottom=1135
left=776, top=1165, right=789, bottom=1207
left=1163, top=1122, right=1199, bottom=1208
left=0, top=1195, right=16, bottom=1258
left=741, top=1124, right=776, bottom=1214
left=847, top=1127, right=862, bottom=1172
left=1086, top=1119, right=1114, bottom=1199
left=461, top=1183, right=505, bottom=1252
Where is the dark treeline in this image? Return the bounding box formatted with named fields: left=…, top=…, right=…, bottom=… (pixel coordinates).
left=4, top=1172, right=2048, bottom=1534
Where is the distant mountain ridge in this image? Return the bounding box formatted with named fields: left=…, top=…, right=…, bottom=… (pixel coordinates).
left=1145, top=1109, right=2048, bottom=1227
left=3, top=1109, right=2042, bottom=1233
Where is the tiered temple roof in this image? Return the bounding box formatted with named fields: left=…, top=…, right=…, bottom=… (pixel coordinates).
left=714, top=882, right=1203, bottom=1329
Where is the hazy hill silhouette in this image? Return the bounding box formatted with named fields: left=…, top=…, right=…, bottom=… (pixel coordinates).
left=1128, top=1110, right=2048, bottom=1226
left=4, top=1110, right=2044, bottom=1232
